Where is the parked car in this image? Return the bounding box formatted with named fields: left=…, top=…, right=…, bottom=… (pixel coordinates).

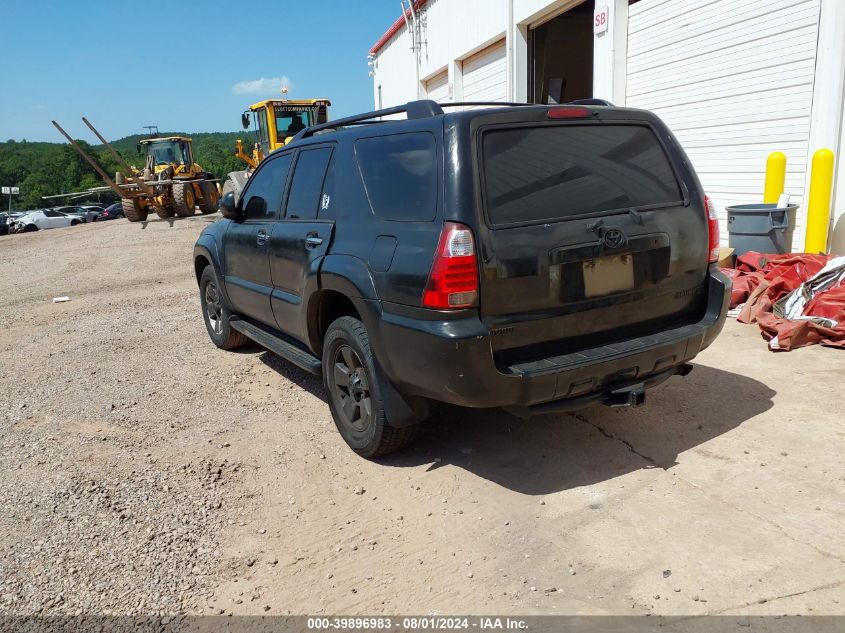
left=56, top=205, right=99, bottom=223
left=96, top=202, right=125, bottom=221
left=0, top=214, right=9, bottom=236
left=12, top=208, right=82, bottom=232
left=82, top=205, right=107, bottom=220
left=194, top=99, right=730, bottom=457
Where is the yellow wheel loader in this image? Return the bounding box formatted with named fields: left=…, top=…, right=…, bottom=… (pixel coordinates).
left=52, top=119, right=220, bottom=222
left=224, top=93, right=330, bottom=200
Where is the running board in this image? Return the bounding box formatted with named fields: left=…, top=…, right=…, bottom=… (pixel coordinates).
left=229, top=317, right=322, bottom=374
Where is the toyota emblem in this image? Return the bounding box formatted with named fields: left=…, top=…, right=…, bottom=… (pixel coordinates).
left=602, top=228, right=627, bottom=249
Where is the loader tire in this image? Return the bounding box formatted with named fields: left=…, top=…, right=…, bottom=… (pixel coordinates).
left=121, top=197, right=148, bottom=222
left=199, top=180, right=219, bottom=214
left=222, top=176, right=243, bottom=203
left=172, top=182, right=196, bottom=217
left=154, top=205, right=175, bottom=219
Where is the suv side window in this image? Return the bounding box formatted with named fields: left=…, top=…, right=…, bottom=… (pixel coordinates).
left=354, top=132, right=437, bottom=221
left=285, top=147, right=333, bottom=220
left=241, top=153, right=293, bottom=220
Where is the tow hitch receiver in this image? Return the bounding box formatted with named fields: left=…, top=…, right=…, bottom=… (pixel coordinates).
left=604, top=382, right=646, bottom=408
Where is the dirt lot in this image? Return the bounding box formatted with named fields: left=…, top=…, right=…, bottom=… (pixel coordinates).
left=0, top=217, right=843, bottom=617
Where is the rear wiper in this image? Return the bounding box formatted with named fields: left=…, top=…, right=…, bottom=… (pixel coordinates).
left=628, top=208, right=644, bottom=225
left=587, top=218, right=604, bottom=236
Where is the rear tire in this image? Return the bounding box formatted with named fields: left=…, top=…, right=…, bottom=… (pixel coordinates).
left=199, top=266, right=248, bottom=350
left=173, top=182, right=196, bottom=217
left=199, top=181, right=219, bottom=214
left=323, top=316, right=418, bottom=457
left=70, top=220, right=81, bottom=226
left=222, top=174, right=245, bottom=203
left=121, top=197, right=148, bottom=222
left=154, top=205, right=175, bottom=219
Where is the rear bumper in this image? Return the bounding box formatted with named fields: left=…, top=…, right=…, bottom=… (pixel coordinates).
left=375, top=268, right=730, bottom=410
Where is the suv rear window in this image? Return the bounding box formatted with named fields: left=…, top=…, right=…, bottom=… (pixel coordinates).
left=482, top=124, right=682, bottom=226
left=355, top=132, right=437, bottom=221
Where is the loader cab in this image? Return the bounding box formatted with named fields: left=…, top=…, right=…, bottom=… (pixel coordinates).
left=141, top=137, right=193, bottom=168
left=246, top=99, right=332, bottom=155
left=275, top=111, right=306, bottom=141
left=253, top=108, right=272, bottom=157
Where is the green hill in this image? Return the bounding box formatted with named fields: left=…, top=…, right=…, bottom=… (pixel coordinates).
left=0, top=131, right=252, bottom=210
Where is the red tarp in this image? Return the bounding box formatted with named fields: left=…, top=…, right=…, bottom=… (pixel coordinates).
left=720, top=251, right=845, bottom=351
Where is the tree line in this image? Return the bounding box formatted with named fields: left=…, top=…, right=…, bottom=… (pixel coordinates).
left=0, top=132, right=251, bottom=210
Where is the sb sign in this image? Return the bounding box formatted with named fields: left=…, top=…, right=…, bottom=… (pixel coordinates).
left=594, top=4, right=609, bottom=34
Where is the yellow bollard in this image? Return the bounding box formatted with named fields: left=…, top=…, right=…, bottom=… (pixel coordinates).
left=805, top=148, right=835, bottom=253
left=763, top=151, right=786, bottom=204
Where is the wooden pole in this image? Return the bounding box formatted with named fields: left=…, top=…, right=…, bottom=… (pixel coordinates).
left=51, top=121, right=135, bottom=199
left=81, top=117, right=154, bottom=196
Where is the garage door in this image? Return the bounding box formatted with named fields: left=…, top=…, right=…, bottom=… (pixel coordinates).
left=425, top=70, right=450, bottom=103
left=462, top=40, right=507, bottom=102
left=627, top=0, right=820, bottom=250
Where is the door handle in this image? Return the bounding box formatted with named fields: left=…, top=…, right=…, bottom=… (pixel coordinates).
left=256, top=230, right=269, bottom=246
left=305, top=234, right=323, bottom=248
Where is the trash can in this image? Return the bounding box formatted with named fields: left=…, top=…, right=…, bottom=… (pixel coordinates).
left=726, top=203, right=798, bottom=256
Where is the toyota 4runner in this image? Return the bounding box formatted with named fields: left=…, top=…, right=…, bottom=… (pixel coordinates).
left=194, top=99, right=730, bottom=457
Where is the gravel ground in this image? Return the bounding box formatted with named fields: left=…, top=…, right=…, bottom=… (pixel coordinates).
left=0, top=217, right=843, bottom=617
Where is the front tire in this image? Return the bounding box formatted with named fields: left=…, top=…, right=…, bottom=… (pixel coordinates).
left=222, top=172, right=247, bottom=203
left=23, top=224, right=38, bottom=232
left=121, top=197, right=148, bottom=222
left=154, top=205, right=175, bottom=219
left=199, top=181, right=219, bottom=214
left=199, top=266, right=248, bottom=350
left=173, top=182, right=196, bottom=217
left=323, top=317, right=418, bottom=457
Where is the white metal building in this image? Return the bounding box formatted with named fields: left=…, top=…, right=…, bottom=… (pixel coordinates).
left=368, top=0, right=845, bottom=254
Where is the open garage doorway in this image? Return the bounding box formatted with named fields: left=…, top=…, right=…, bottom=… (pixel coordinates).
left=529, top=1, right=595, bottom=104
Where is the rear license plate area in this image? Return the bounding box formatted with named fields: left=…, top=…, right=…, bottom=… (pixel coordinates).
left=582, top=254, right=635, bottom=298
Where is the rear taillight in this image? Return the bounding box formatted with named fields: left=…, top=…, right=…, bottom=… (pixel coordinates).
left=704, top=195, right=720, bottom=263
left=422, top=222, right=479, bottom=309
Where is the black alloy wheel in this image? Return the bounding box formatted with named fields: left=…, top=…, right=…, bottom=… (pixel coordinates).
left=329, top=344, right=373, bottom=433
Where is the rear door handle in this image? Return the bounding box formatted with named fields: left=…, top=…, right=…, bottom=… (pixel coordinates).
left=305, top=234, right=323, bottom=248
left=256, top=229, right=269, bottom=246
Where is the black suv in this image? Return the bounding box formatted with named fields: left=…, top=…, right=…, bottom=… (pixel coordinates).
left=194, top=100, right=729, bottom=457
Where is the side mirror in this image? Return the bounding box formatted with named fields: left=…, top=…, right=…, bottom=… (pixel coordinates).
left=219, top=191, right=241, bottom=220
left=241, top=113, right=250, bottom=130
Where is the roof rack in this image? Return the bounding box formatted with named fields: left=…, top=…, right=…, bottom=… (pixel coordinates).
left=438, top=101, right=534, bottom=108
left=289, top=98, right=613, bottom=143
left=291, top=99, right=445, bottom=142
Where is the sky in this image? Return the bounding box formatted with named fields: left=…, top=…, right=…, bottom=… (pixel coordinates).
left=0, top=0, right=401, bottom=142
